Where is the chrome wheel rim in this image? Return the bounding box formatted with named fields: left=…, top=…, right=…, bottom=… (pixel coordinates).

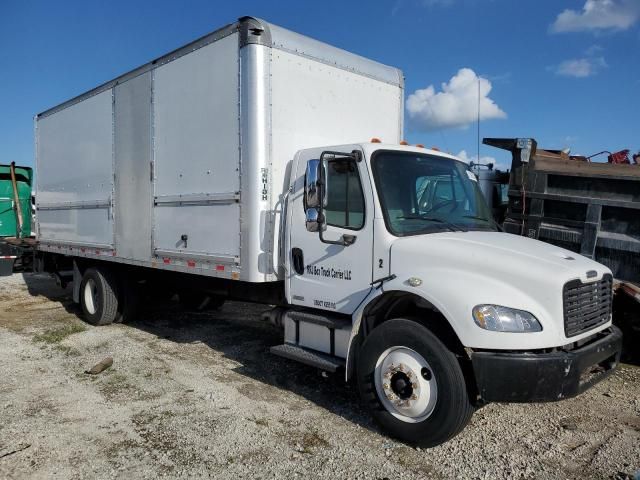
left=374, top=346, right=438, bottom=423
left=83, top=278, right=98, bottom=315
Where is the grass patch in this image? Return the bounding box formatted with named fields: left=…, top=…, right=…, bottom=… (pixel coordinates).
left=54, top=344, right=81, bottom=356
left=33, top=323, right=86, bottom=344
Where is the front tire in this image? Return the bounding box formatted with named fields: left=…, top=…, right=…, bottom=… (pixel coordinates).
left=357, top=318, right=474, bottom=447
left=79, top=267, right=120, bottom=326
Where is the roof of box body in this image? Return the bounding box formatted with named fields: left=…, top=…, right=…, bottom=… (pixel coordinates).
left=37, top=16, right=404, bottom=119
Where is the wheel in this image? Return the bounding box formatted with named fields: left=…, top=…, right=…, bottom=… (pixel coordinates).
left=79, top=267, right=120, bottom=325
left=357, top=318, right=474, bottom=447
left=179, top=291, right=225, bottom=311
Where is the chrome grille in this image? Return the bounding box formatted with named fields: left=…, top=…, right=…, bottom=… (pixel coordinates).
left=563, top=274, right=613, bottom=337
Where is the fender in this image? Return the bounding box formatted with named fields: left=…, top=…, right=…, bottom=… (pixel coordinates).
left=345, top=278, right=459, bottom=381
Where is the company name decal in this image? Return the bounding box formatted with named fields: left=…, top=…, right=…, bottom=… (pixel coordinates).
left=305, top=264, right=352, bottom=281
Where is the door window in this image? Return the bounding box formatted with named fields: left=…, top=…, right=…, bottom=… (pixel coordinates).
left=324, top=160, right=365, bottom=230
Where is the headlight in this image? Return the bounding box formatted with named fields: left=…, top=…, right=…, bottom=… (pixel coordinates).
left=472, top=305, right=542, bottom=333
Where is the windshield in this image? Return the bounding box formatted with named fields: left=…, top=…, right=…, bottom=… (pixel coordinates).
left=371, top=151, right=497, bottom=236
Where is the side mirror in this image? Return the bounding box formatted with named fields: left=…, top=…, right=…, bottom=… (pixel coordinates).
left=304, top=159, right=322, bottom=210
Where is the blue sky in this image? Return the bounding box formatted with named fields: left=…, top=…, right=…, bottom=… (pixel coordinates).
left=1, top=0, right=639, bottom=170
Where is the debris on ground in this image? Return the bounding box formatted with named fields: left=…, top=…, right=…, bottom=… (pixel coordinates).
left=85, top=356, right=114, bottom=375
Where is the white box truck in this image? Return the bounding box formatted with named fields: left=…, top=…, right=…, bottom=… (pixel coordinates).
left=29, top=16, right=622, bottom=446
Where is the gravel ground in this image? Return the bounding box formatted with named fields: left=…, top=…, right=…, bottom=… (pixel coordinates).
left=0, top=273, right=638, bottom=479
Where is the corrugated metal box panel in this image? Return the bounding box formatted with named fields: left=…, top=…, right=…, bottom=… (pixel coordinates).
left=152, top=33, right=240, bottom=261
left=268, top=48, right=402, bottom=236
left=267, top=23, right=402, bottom=87
left=37, top=208, right=113, bottom=247
left=270, top=50, right=402, bottom=158
left=114, top=72, right=153, bottom=261
left=37, top=89, right=114, bottom=246
left=153, top=33, right=239, bottom=197
left=153, top=203, right=240, bottom=260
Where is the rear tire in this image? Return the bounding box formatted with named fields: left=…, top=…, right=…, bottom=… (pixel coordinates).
left=357, top=318, right=474, bottom=447
left=79, top=267, right=119, bottom=326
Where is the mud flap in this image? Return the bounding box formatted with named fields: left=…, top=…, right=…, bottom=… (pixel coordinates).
left=0, top=257, right=16, bottom=276
left=72, top=260, right=83, bottom=303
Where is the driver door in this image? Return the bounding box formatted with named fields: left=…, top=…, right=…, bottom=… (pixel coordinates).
left=287, top=148, right=374, bottom=314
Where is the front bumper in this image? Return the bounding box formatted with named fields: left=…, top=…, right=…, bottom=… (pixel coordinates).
left=470, top=326, right=622, bottom=403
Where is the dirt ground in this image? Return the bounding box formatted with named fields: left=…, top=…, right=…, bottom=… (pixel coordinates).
left=0, top=273, right=639, bottom=480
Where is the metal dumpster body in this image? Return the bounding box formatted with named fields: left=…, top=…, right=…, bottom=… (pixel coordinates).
left=0, top=164, right=32, bottom=239
left=484, top=138, right=640, bottom=285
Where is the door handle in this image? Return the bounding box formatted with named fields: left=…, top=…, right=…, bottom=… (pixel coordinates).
left=291, top=248, right=304, bottom=275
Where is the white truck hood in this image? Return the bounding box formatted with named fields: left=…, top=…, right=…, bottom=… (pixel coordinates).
left=387, top=231, right=612, bottom=350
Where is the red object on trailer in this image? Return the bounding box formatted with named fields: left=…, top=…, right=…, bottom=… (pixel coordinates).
left=608, top=149, right=631, bottom=164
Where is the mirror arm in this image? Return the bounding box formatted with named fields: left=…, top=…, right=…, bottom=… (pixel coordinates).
left=317, top=204, right=357, bottom=247
left=319, top=228, right=356, bottom=247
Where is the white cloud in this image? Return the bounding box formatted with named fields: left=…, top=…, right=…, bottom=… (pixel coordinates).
left=550, top=0, right=640, bottom=33
left=554, top=56, right=607, bottom=77
left=407, top=68, right=507, bottom=131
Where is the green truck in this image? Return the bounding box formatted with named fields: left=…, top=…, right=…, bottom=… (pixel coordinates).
left=0, top=162, right=33, bottom=275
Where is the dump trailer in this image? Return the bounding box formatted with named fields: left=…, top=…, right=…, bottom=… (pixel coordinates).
left=483, top=137, right=640, bottom=358
left=25, top=17, right=622, bottom=447
left=0, top=163, right=34, bottom=275
left=473, top=166, right=510, bottom=224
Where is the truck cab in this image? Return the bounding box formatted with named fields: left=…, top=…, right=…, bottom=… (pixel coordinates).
left=278, top=141, right=622, bottom=446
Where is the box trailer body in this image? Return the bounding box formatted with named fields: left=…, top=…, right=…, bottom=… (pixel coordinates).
left=35, top=17, right=403, bottom=283
left=26, top=17, right=622, bottom=448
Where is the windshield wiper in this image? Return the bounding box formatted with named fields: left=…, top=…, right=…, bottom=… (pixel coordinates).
left=396, top=214, right=467, bottom=232
left=462, top=215, right=503, bottom=231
